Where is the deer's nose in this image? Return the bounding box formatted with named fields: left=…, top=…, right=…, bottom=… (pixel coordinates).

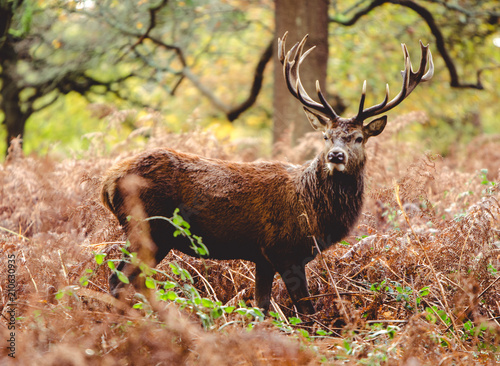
left=328, top=151, right=345, bottom=164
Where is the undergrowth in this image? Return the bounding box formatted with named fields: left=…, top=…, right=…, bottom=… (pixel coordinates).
left=1, top=116, right=499, bottom=365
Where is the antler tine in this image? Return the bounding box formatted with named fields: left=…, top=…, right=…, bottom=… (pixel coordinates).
left=420, top=41, right=434, bottom=81
left=291, top=36, right=323, bottom=107
left=356, top=41, right=433, bottom=122
left=281, top=36, right=318, bottom=105
left=357, top=80, right=367, bottom=117
left=316, top=81, right=339, bottom=119
left=279, top=33, right=339, bottom=119
left=277, top=32, right=288, bottom=64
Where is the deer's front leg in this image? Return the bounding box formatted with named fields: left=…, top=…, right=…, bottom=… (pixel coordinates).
left=278, top=263, right=315, bottom=315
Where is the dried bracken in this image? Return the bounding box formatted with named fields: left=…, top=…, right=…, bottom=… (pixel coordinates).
left=0, top=127, right=499, bottom=364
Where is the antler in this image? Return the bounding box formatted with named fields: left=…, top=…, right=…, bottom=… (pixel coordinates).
left=278, top=32, right=340, bottom=120
left=278, top=32, right=434, bottom=125
left=355, top=41, right=434, bottom=123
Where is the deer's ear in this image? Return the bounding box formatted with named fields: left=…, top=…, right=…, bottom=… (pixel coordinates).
left=303, top=107, right=330, bottom=132
left=363, top=115, right=387, bottom=138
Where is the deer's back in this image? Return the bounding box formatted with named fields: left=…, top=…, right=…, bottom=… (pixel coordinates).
left=102, top=149, right=311, bottom=262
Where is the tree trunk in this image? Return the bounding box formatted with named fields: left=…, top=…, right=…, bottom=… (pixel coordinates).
left=1, top=3, right=28, bottom=155
left=1, top=39, right=27, bottom=154
left=2, top=83, right=27, bottom=154
left=273, top=0, right=329, bottom=145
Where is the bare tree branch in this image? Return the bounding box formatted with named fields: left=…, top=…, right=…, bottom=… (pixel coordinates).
left=330, top=0, right=490, bottom=90
left=150, top=37, right=274, bottom=122
left=118, top=0, right=170, bottom=62
left=22, top=71, right=138, bottom=118
left=86, top=1, right=271, bottom=121
left=227, top=40, right=273, bottom=121
left=147, top=36, right=188, bottom=67
left=330, top=0, right=385, bottom=26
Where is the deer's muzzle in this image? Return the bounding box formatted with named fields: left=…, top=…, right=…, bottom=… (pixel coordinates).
left=326, top=148, right=348, bottom=173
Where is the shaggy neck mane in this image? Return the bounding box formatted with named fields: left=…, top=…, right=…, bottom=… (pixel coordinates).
left=296, top=153, right=365, bottom=249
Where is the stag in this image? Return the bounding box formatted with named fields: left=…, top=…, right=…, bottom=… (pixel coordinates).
left=101, top=33, right=433, bottom=314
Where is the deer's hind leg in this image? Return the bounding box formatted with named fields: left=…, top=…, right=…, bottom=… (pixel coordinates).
left=109, top=213, right=161, bottom=297
left=106, top=175, right=174, bottom=297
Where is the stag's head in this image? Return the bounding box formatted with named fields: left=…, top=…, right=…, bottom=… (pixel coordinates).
left=278, top=33, right=434, bottom=175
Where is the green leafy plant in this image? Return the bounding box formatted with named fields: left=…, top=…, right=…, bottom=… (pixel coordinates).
left=487, top=263, right=498, bottom=277
left=380, top=205, right=401, bottom=229
left=146, top=208, right=209, bottom=257
left=269, top=312, right=313, bottom=339
left=368, top=280, right=430, bottom=312
left=80, top=210, right=264, bottom=330
left=478, top=169, right=496, bottom=195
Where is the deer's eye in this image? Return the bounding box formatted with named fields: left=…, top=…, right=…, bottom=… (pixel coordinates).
left=355, top=136, right=364, bottom=144
left=323, top=134, right=328, bottom=140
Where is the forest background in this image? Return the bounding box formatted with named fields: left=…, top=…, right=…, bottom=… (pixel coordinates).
left=1, top=0, right=499, bottom=158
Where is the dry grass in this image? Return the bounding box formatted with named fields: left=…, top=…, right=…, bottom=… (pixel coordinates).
left=1, top=116, right=499, bottom=365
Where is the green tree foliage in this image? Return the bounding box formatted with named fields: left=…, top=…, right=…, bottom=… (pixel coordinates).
left=0, top=0, right=273, bottom=155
